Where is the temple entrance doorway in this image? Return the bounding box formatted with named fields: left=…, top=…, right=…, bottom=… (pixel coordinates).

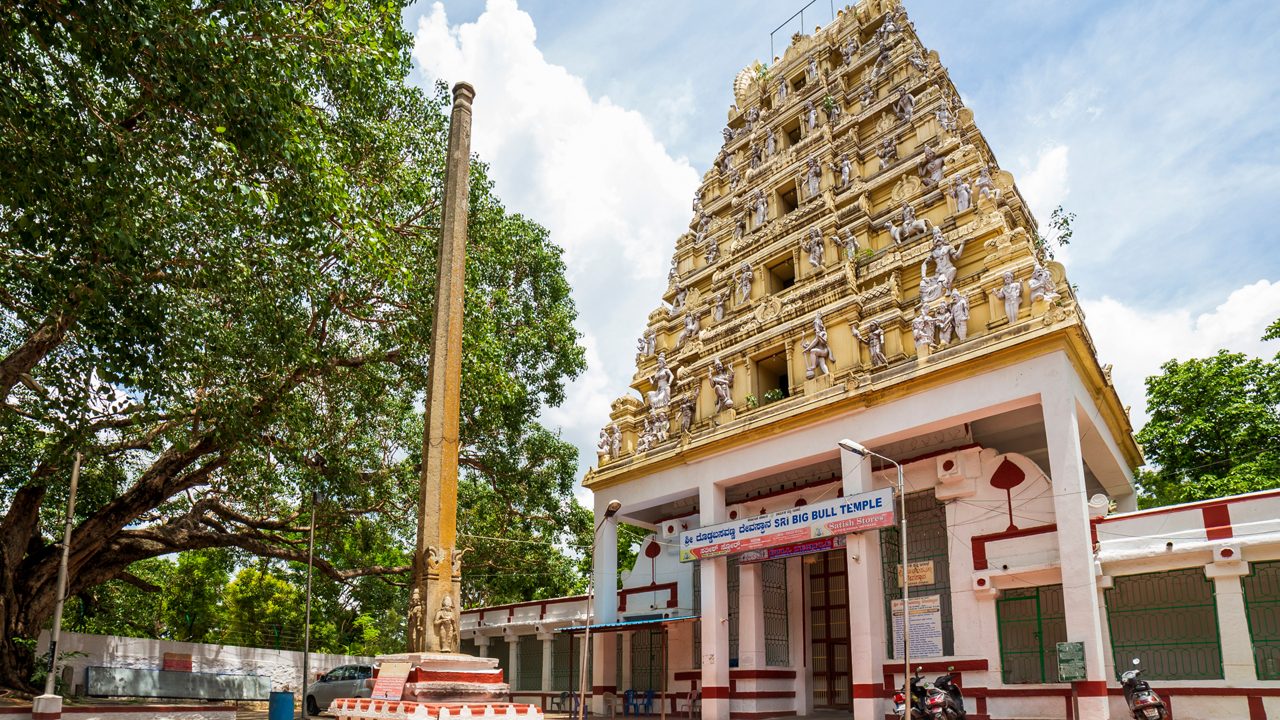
left=808, top=548, right=852, bottom=708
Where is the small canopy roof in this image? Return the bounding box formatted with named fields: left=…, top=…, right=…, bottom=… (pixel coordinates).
left=558, top=615, right=698, bottom=634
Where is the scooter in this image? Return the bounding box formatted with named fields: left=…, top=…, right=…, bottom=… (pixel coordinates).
left=924, top=670, right=967, bottom=719
left=1121, top=658, right=1167, bottom=720
left=893, top=668, right=929, bottom=719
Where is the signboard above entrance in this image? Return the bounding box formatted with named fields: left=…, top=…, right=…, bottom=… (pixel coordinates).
left=679, top=487, right=895, bottom=562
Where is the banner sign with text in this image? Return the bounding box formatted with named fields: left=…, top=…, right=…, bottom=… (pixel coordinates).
left=371, top=661, right=411, bottom=700
left=680, top=487, right=895, bottom=562
left=739, top=534, right=846, bottom=564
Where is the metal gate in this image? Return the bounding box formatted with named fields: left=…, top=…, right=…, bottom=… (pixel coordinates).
left=809, top=549, right=851, bottom=708
left=880, top=490, right=953, bottom=658
left=996, top=585, right=1066, bottom=683
left=1105, top=568, right=1223, bottom=680
left=1243, top=560, right=1280, bottom=680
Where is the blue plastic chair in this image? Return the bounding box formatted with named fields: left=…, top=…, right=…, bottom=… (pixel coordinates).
left=638, top=689, right=655, bottom=715
left=623, top=689, right=637, bottom=716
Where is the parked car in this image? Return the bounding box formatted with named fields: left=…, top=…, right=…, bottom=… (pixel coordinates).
left=306, top=664, right=373, bottom=715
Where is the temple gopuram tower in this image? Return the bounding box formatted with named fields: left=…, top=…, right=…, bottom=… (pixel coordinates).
left=584, top=3, right=1140, bottom=720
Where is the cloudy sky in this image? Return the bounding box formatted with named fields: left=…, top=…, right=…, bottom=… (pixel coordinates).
left=406, top=0, right=1280, bottom=484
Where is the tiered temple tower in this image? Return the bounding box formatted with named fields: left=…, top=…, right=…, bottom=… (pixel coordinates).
left=592, top=0, right=1097, bottom=465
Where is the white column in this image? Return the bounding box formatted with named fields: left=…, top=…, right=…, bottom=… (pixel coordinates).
left=737, top=562, right=766, bottom=669
left=1043, top=388, right=1109, bottom=720
left=540, top=634, right=555, bottom=693
left=620, top=631, right=633, bottom=692
left=1208, top=563, right=1257, bottom=682
left=841, top=448, right=888, bottom=720
left=787, top=556, right=813, bottom=716
left=699, top=483, right=731, bottom=720
left=476, top=635, right=490, bottom=658
left=508, top=636, right=521, bottom=692
left=592, top=506, right=620, bottom=712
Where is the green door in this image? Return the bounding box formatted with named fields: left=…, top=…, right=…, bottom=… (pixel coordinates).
left=997, top=594, right=1044, bottom=683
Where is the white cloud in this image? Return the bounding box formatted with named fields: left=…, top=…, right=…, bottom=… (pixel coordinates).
left=413, top=0, right=700, bottom=474
left=1016, top=144, right=1070, bottom=221
left=1083, top=280, right=1280, bottom=429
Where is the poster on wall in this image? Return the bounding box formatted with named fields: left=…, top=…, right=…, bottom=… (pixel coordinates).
left=679, top=487, right=895, bottom=562
left=890, top=594, right=944, bottom=659
left=895, top=560, right=935, bottom=587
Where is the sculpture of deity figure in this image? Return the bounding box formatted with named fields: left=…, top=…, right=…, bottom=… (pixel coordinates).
left=909, top=51, right=928, bottom=74
left=675, top=309, right=700, bottom=348
left=871, top=45, right=892, bottom=81
left=883, top=201, right=928, bottom=244
left=728, top=167, right=741, bottom=190
left=672, top=279, right=687, bottom=311
left=893, top=87, right=915, bottom=123
left=722, top=127, right=734, bottom=145
left=877, top=135, right=898, bottom=170
left=746, top=107, right=760, bottom=132
left=924, top=226, right=964, bottom=287
left=692, top=191, right=701, bottom=214
left=804, top=227, right=825, bottom=269
left=713, top=291, right=727, bottom=322
left=777, top=80, right=788, bottom=106
left=677, top=387, right=699, bottom=434
left=705, top=234, right=719, bottom=264
left=635, top=415, right=654, bottom=453
left=842, top=227, right=859, bottom=261
left=936, top=102, right=957, bottom=134
left=805, top=100, right=818, bottom=132
left=994, top=270, right=1022, bottom=324
left=807, top=54, right=818, bottom=81
left=434, top=595, right=459, bottom=653
left=750, top=143, right=763, bottom=170
left=832, top=153, right=853, bottom=188
left=765, top=127, right=776, bottom=156
left=1029, top=263, right=1061, bottom=303
left=934, top=302, right=954, bottom=346
left=852, top=320, right=888, bottom=366
left=805, top=157, right=822, bottom=199
left=646, top=352, right=676, bottom=408
left=802, top=311, right=835, bottom=379
left=861, top=81, right=876, bottom=107
left=694, top=212, right=710, bottom=245
left=912, top=303, right=935, bottom=350
left=919, top=145, right=944, bottom=188
left=735, top=216, right=746, bottom=239
left=736, top=262, right=753, bottom=305
left=842, top=37, right=859, bottom=65
left=827, top=100, right=842, bottom=125
left=668, top=256, right=678, bottom=284
left=609, top=423, right=622, bottom=457
left=949, top=289, right=970, bottom=341
left=950, top=175, right=972, bottom=213
left=597, top=426, right=611, bottom=458
left=919, top=261, right=951, bottom=303
left=709, top=357, right=735, bottom=412
left=407, top=587, right=425, bottom=651
left=650, top=407, right=669, bottom=444
left=753, top=190, right=767, bottom=227
left=976, top=165, right=1000, bottom=201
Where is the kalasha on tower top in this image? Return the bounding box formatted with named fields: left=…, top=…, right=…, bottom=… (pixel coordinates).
left=587, top=0, right=1137, bottom=484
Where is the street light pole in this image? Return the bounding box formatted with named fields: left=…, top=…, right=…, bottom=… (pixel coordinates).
left=43, top=452, right=82, bottom=697
left=301, top=491, right=318, bottom=719
left=579, top=500, right=621, bottom=720
left=838, top=441, right=910, bottom=702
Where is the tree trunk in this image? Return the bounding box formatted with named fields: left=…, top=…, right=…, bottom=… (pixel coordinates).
left=0, top=565, right=55, bottom=692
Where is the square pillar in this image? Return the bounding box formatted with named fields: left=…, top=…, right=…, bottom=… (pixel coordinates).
left=841, top=447, right=888, bottom=719
left=699, top=483, right=731, bottom=720
left=540, top=634, right=555, bottom=693
left=621, top=631, right=633, bottom=692
left=592, top=504, right=621, bottom=713
left=1043, top=389, right=1109, bottom=720
left=787, top=556, right=813, bottom=716
left=508, top=636, right=520, bottom=691
left=737, top=562, right=766, bottom=669
left=1208, top=562, right=1257, bottom=682
left=475, top=635, right=490, bottom=658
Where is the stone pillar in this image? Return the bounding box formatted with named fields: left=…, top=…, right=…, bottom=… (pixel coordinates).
left=620, top=631, right=633, bottom=692
left=508, top=636, right=521, bottom=692
left=737, top=563, right=766, bottom=669
left=699, top=483, right=731, bottom=720
left=1208, top=562, right=1257, bottom=682
left=1043, top=389, right=1109, bottom=720
left=841, top=448, right=888, bottom=719
left=475, top=635, right=490, bottom=658
left=787, top=556, right=813, bottom=716
left=592, top=509, right=620, bottom=713
left=540, top=634, right=555, bottom=693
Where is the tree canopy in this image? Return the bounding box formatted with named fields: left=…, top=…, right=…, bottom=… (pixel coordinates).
left=1136, top=329, right=1280, bottom=508
left=0, top=0, right=588, bottom=689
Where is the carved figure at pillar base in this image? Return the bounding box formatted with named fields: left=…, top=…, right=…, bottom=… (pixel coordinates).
left=434, top=595, right=459, bottom=653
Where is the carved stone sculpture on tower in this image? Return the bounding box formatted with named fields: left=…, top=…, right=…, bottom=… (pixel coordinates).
left=805, top=100, right=818, bottom=132
left=925, top=226, right=964, bottom=287
left=934, top=302, right=954, bottom=346
left=994, top=271, right=1022, bottom=324
left=804, top=227, right=825, bottom=269
left=842, top=37, right=859, bottom=65
left=677, top=388, right=699, bottom=434
left=673, top=280, right=687, bottom=312
left=877, top=135, right=898, bottom=170
left=705, top=233, right=719, bottom=264
left=871, top=44, right=892, bottom=80
left=842, top=227, right=859, bottom=261
left=936, top=102, right=958, bottom=134
left=912, top=303, right=935, bottom=350
left=692, top=190, right=702, bottom=214
left=909, top=51, right=928, bottom=74
left=951, top=175, right=972, bottom=213
left=713, top=291, right=727, bottom=322
left=883, top=202, right=928, bottom=244
left=710, top=358, right=735, bottom=412
left=722, top=127, right=734, bottom=145
left=765, top=127, right=776, bottom=156
left=1029, top=263, right=1061, bottom=303
left=737, top=262, right=753, bottom=305
left=919, top=146, right=944, bottom=188
left=807, top=54, right=818, bottom=81
left=609, top=423, right=622, bottom=457
left=893, top=87, right=915, bottom=123
left=803, top=311, right=835, bottom=379
left=753, top=190, right=767, bottom=227
left=853, top=320, right=888, bottom=367
left=750, top=143, right=763, bottom=170
left=862, top=81, right=876, bottom=107
left=675, top=309, right=700, bottom=348
left=735, top=216, right=746, bottom=240
left=976, top=165, right=1001, bottom=202
left=919, top=262, right=952, bottom=304
left=950, top=289, right=970, bottom=341
left=646, top=352, right=676, bottom=408
left=746, top=107, right=760, bottom=132
left=805, top=157, right=822, bottom=199
left=777, top=80, right=788, bottom=106
left=834, top=153, right=853, bottom=188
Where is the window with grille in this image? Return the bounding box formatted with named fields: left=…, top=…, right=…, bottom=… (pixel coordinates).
left=880, top=490, right=953, bottom=658
left=553, top=634, right=574, bottom=690
left=1105, top=568, right=1223, bottom=680
left=1243, top=560, right=1280, bottom=680
left=996, top=585, right=1066, bottom=683
left=495, top=638, right=512, bottom=683
left=517, top=635, right=543, bottom=690
left=728, top=558, right=740, bottom=665
left=631, top=628, right=662, bottom=691
left=764, top=559, right=790, bottom=666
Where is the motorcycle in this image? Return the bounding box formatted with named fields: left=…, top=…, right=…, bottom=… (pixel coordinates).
left=1121, top=658, right=1167, bottom=720
left=893, top=668, right=929, bottom=719
left=923, top=669, right=966, bottom=719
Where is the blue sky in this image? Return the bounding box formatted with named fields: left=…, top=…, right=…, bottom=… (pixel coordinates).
left=405, top=0, right=1280, bottom=480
